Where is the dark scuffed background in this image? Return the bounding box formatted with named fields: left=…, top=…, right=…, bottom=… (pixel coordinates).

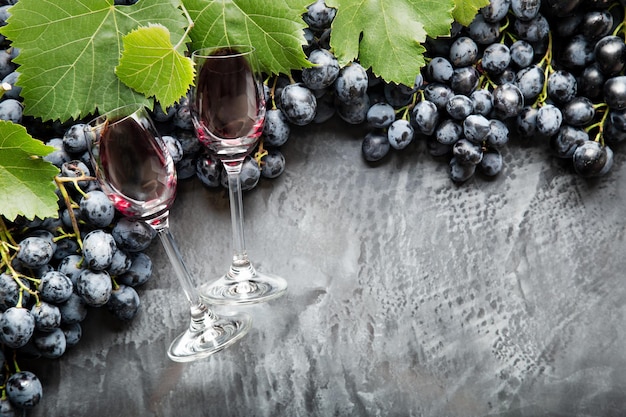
left=30, top=119, right=626, bottom=416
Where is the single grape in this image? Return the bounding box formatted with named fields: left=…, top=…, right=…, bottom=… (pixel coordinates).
left=453, top=139, right=483, bottom=165
left=106, top=285, right=141, bottom=321
left=463, top=114, right=491, bottom=144
left=336, top=94, right=370, bottom=125
left=313, top=91, right=336, bottom=123
left=604, top=76, right=626, bottom=110
left=387, top=119, right=414, bottom=150
left=536, top=104, right=563, bottom=136
left=449, top=157, right=476, bottom=183
left=76, top=269, right=112, bottom=307
left=510, top=0, right=540, bottom=21
left=52, top=238, right=79, bottom=261
left=411, top=100, right=440, bottom=136
left=547, top=70, right=577, bottom=104
left=58, top=293, right=88, bottom=324
left=486, top=119, right=510, bottom=148
left=362, top=131, right=390, bottom=162
left=196, top=152, right=222, bottom=188
left=17, top=236, right=54, bottom=268
left=435, top=119, right=463, bottom=146
left=112, top=218, right=156, bottom=252
left=467, top=14, right=500, bottom=45
left=33, top=327, right=66, bottom=359
left=593, top=35, right=626, bottom=76
left=117, top=252, right=153, bottom=287
left=38, top=270, right=73, bottom=303
left=426, top=57, right=453, bottom=84
left=515, top=65, right=544, bottom=101
left=279, top=83, right=317, bottom=126
left=572, top=141, right=613, bottom=177
left=423, top=83, right=454, bottom=111
left=562, top=96, right=595, bottom=126
left=0, top=307, right=35, bottom=348
left=57, top=254, right=86, bottom=285
left=578, top=64, right=605, bottom=100
left=82, top=229, right=117, bottom=271
left=581, top=9, right=613, bottom=41
left=450, top=66, right=479, bottom=95
left=6, top=371, right=42, bottom=409
left=262, top=108, right=291, bottom=147
left=302, top=49, right=340, bottom=90
left=513, top=13, right=549, bottom=42
left=446, top=94, right=474, bottom=120
left=334, top=62, right=368, bottom=104
left=470, top=89, right=493, bottom=116
left=0, top=397, right=19, bottom=417
left=449, top=37, right=478, bottom=67
left=0, top=98, right=22, bottom=123
left=172, top=101, right=192, bottom=130
left=481, top=43, right=511, bottom=75
left=510, top=40, right=534, bottom=69
left=107, top=248, right=132, bottom=276
left=79, top=190, right=115, bottom=228
left=260, top=149, right=286, bottom=179
left=480, top=0, right=510, bottom=22
left=0, top=272, right=21, bottom=311
left=492, top=83, right=524, bottom=119
left=222, top=156, right=260, bottom=191
left=366, top=102, right=396, bottom=128
left=30, top=301, right=62, bottom=332
left=62, top=123, right=89, bottom=154
left=479, top=148, right=503, bottom=176
left=303, top=0, right=336, bottom=31
left=559, top=34, right=595, bottom=70
left=161, top=135, right=184, bottom=164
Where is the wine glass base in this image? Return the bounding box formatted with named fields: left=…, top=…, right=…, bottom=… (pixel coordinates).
left=167, top=311, right=252, bottom=362
left=199, top=272, right=288, bottom=305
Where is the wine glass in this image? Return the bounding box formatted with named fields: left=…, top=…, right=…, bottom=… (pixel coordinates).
left=86, top=104, right=251, bottom=362
left=190, top=45, right=288, bottom=305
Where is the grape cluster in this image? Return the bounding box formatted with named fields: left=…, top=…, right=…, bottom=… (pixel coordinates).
left=0, top=123, right=159, bottom=413
left=256, top=0, right=626, bottom=183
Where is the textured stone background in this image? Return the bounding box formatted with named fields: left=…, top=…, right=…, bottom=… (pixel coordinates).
left=31, top=119, right=626, bottom=416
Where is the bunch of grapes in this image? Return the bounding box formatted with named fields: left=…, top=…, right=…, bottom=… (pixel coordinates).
left=254, top=0, right=626, bottom=183
left=0, top=126, right=160, bottom=413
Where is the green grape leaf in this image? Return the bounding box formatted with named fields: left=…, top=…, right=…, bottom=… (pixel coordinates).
left=0, top=0, right=189, bottom=122
left=452, top=0, right=490, bottom=26
left=182, top=0, right=312, bottom=76
left=327, top=0, right=455, bottom=87
left=0, top=121, right=59, bottom=222
left=116, top=24, right=195, bottom=109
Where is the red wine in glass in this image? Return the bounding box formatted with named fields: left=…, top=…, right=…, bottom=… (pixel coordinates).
left=193, top=46, right=265, bottom=162
left=87, top=105, right=251, bottom=361
left=191, top=45, right=288, bottom=305
left=98, top=113, right=176, bottom=219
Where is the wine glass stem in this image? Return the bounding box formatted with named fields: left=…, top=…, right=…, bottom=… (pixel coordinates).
left=156, top=227, right=218, bottom=325
left=225, top=164, right=251, bottom=268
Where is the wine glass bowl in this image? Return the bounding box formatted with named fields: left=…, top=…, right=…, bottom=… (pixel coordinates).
left=190, top=45, right=288, bottom=305
left=86, top=104, right=251, bottom=361
left=191, top=45, right=266, bottom=162
left=87, top=106, right=176, bottom=220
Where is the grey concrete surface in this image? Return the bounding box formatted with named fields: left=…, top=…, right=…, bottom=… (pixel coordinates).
left=30, top=118, right=626, bottom=416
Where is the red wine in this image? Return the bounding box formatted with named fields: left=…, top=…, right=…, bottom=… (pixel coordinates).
left=98, top=115, right=176, bottom=218
left=193, top=47, right=265, bottom=160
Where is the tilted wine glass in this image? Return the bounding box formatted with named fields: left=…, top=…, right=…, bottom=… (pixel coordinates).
left=190, top=45, right=288, bottom=305
left=86, top=104, right=251, bottom=362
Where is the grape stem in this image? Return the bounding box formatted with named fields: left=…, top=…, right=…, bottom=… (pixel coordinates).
left=54, top=176, right=85, bottom=251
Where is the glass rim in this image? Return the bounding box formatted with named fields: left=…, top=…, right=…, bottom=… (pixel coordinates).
left=191, top=44, right=256, bottom=59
